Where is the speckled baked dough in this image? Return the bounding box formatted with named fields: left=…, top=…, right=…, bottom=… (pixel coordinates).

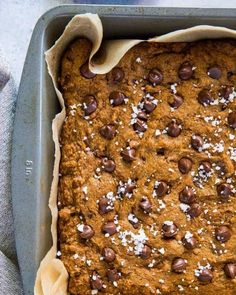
left=58, top=38, right=236, bottom=295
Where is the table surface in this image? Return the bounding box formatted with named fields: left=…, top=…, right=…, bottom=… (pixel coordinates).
left=1, top=0, right=236, bottom=87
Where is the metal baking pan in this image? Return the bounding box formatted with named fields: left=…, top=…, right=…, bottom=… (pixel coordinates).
left=11, top=4, right=236, bottom=295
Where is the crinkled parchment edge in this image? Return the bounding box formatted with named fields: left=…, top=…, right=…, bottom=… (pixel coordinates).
left=34, top=13, right=236, bottom=295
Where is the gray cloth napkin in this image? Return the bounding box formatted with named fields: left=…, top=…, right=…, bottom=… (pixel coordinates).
left=0, top=52, right=23, bottom=294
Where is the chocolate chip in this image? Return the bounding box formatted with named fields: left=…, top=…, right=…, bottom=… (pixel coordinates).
left=178, top=62, right=193, bottom=80
left=161, top=222, right=178, bottom=239
left=100, top=125, right=116, bottom=140
left=157, top=148, right=165, bottom=155
left=133, top=119, right=147, bottom=132
left=208, top=67, right=222, bottom=79
left=124, top=182, right=136, bottom=195
left=90, top=271, right=103, bottom=290
left=78, top=224, right=94, bottom=240
left=102, top=221, right=117, bottom=236
left=187, top=203, right=202, bottom=218
left=102, top=247, right=116, bottom=262
left=121, top=148, right=136, bottom=162
left=98, top=197, right=113, bottom=215
left=155, top=181, right=168, bottom=197
left=137, top=111, right=148, bottom=121
left=139, top=197, right=152, bottom=213
left=168, top=94, right=183, bottom=109
left=143, top=99, right=157, bottom=113
left=101, top=158, right=116, bottom=173
left=224, top=263, right=236, bottom=279
left=179, top=186, right=196, bottom=204
left=198, top=269, right=213, bottom=283
left=191, top=135, right=204, bottom=151
left=80, top=62, right=96, bottom=79
left=167, top=121, right=182, bottom=137
left=107, top=269, right=120, bottom=282
left=140, top=244, right=152, bottom=259
left=178, top=157, right=192, bottom=174
left=217, top=183, right=232, bottom=201
left=171, top=257, right=187, bottom=273
left=197, top=89, right=214, bottom=106
left=109, top=91, right=126, bottom=106
left=109, top=67, right=124, bottom=83
left=200, top=161, right=212, bottom=173
left=148, top=68, right=163, bottom=85
left=228, top=112, right=236, bottom=129
left=220, top=85, right=233, bottom=99
left=182, top=235, right=197, bottom=250
left=83, top=95, right=97, bottom=116
left=215, top=225, right=231, bottom=243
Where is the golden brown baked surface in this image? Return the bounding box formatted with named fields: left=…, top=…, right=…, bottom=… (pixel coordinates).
left=58, top=38, right=236, bottom=295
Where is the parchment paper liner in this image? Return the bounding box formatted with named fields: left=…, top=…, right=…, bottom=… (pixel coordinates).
left=34, top=13, right=236, bottom=295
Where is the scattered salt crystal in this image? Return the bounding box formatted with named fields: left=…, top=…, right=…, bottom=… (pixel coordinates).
left=128, top=213, right=138, bottom=224
left=113, top=281, right=118, bottom=287
left=157, top=199, right=166, bottom=212
left=77, top=224, right=84, bottom=232
left=158, top=248, right=165, bottom=255
left=148, top=259, right=156, bottom=268
left=82, top=186, right=88, bottom=194
left=152, top=99, right=158, bottom=105
left=163, top=221, right=173, bottom=226
left=118, top=227, right=148, bottom=255
left=197, top=228, right=204, bottom=234
left=185, top=231, right=193, bottom=240
left=212, top=140, right=224, bottom=153
left=150, top=224, right=158, bottom=237
left=86, top=260, right=92, bottom=266
left=170, top=83, right=177, bottom=94
left=114, top=215, right=119, bottom=225
left=179, top=203, right=190, bottom=213
left=121, top=260, right=125, bottom=266
left=228, top=147, right=236, bottom=161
